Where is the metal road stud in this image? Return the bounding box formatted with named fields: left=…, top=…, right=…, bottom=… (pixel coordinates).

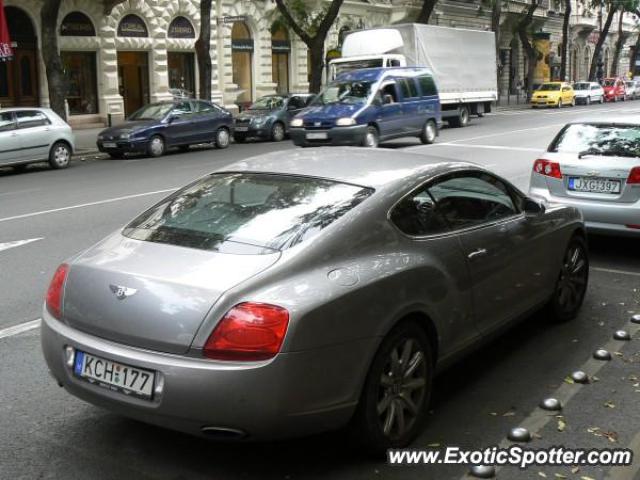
left=631, top=314, right=640, bottom=324
left=508, top=427, right=531, bottom=442
left=593, top=349, right=612, bottom=361
left=539, top=398, right=562, bottom=411
left=613, top=330, right=631, bottom=341
left=469, top=465, right=496, bottom=478
left=571, top=370, right=589, bottom=384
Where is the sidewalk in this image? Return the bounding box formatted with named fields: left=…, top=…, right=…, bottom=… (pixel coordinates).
left=73, top=127, right=103, bottom=155
left=495, top=93, right=531, bottom=111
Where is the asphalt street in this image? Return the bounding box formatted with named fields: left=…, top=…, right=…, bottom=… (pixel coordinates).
left=1, top=102, right=640, bottom=479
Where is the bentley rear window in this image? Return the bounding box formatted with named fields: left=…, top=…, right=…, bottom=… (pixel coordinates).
left=124, top=173, right=373, bottom=253
left=549, top=123, right=640, bottom=157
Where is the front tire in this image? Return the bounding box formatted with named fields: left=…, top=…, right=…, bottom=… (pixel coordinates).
left=49, top=141, right=71, bottom=169
left=362, top=126, right=379, bottom=148
left=214, top=127, right=230, bottom=149
left=449, top=106, right=470, bottom=127
left=420, top=119, right=437, bottom=145
left=548, top=235, right=589, bottom=322
left=585, top=96, right=591, bottom=106
left=350, top=321, right=433, bottom=454
left=271, top=122, right=285, bottom=142
left=147, top=135, right=165, bottom=157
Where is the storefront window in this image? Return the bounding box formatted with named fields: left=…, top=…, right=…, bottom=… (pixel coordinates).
left=62, top=52, right=98, bottom=115
left=232, top=21, right=253, bottom=106
left=168, top=52, right=195, bottom=97
left=118, top=51, right=150, bottom=117
left=0, top=63, right=8, bottom=97
left=271, top=24, right=290, bottom=95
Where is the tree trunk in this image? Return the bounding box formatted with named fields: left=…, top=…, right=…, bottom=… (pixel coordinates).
left=560, top=0, right=571, bottom=80
left=491, top=0, right=502, bottom=94
left=589, top=5, right=617, bottom=81
left=308, top=41, right=325, bottom=94
left=41, top=0, right=67, bottom=120
left=516, top=0, right=540, bottom=99
left=610, top=11, right=624, bottom=77
left=195, top=0, right=212, bottom=101
left=630, top=33, right=640, bottom=77
left=417, top=0, right=438, bottom=24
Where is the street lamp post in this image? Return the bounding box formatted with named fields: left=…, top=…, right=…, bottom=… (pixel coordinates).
left=596, top=1, right=605, bottom=82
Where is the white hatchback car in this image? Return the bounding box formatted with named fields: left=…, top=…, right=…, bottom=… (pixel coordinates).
left=0, top=108, right=75, bottom=170
left=572, top=82, right=604, bottom=105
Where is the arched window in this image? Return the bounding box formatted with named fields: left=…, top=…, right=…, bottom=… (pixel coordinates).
left=117, top=14, right=148, bottom=38
left=271, top=23, right=290, bottom=95
left=60, top=12, right=96, bottom=36
left=232, top=22, right=253, bottom=105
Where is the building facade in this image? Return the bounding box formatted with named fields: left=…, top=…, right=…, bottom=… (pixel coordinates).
left=1, top=0, right=638, bottom=126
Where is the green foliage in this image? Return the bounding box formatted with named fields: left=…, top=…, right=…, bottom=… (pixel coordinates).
left=271, top=0, right=331, bottom=37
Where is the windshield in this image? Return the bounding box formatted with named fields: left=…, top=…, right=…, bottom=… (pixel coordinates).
left=128, top=103, right=174, bottom=121
left=539, top=83, right=561, bottom=91
left=312, top=81, right=373, bottom=106
left=334, top=59, right=384, bottom=77
left=249, top=96, right=284, bottom=110
left=123, top=173, right=373, bottom=253
left=549, top=123, right=640, bottom=158
left=604, top=80, right=616, bottom=86
left=573, top=83, right=590, bottom=90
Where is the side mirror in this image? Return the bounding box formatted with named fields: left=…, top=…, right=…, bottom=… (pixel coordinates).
left=524, top=197, right=545, bottom=217
left=383, top=94, right=394, bottom=105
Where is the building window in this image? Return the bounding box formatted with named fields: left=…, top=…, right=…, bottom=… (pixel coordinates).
left=60, top=12, right=96, bottom=37
left=232, top=21, right=253, bottom=106
left=117, top=14, right=148, bottom=38
left=62, top=51, right=98, bottom=115
left=271, top=23, right=290, bottom=95
left=168, top=52, right=195, bottom=97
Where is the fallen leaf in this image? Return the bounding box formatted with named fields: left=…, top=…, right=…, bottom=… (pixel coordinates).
left=558, top=418, right=566, bottom=432
left=538, top=473, right=547, bottom=478
left=581, top=476, right=596, bottom=480
left=564, top=376, right=575, bottom=385
left=427, top=443, right=440, bottom=447
left=555, top=474, right=567, bottom=479
left=604, top=401, right=616, bottom=409
left=571, top=467, right=580, bottom=474
left=489, top=412, right=498, bottom=416
left=502, top=411, right=515, bottom=417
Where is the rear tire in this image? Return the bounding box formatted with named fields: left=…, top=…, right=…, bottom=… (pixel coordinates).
left=449, top=106, right=470, bottom=127
left=362, top=126, right=379, bottom=148
left=420, top=119, right=437, bottom=145
left=49, top=141, right=71, bottom=169
left=585, top=96, right=591, bottom=106
left=350, top=321, right=433, bottom=455
left=233, top=134, right=246, bottom=143
left=547, top=235, right=589, bottom=322
left=214, top=127, right=230, bottom=149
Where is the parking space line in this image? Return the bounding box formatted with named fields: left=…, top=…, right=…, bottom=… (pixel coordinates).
left=0, top=319, right=41, bottom=340
left=0, top=237, right=43, bottom=253
left=591, top=267, right=640, bottom=277
left=428, top=143, right=541, bottom=152
left=0, top=188, right=177, bottom=224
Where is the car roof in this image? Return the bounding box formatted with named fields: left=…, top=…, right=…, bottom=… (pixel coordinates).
left=215, top=148, right=477, bottom=190
left=0, top=107, right=52, bottom=112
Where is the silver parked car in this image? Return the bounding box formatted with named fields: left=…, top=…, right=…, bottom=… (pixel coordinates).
left=572, top=81, right=604, bottom=105
left=42, top=149, right=588, bottom=452
left=530, top=117, right=640, bottom=236
left=0, top=107, right=75, bottom=170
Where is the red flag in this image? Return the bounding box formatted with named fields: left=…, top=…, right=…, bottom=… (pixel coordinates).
left=0, top=0, right=14, bottom=62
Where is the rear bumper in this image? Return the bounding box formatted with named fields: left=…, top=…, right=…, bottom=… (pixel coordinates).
left=530, top=186, right=640, bottom=237
left=41, top=310, right=373, bottom=440
left=289, top=125, right=367, bottom=147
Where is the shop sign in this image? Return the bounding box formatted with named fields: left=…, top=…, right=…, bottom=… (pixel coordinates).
left=60, top=12, right=96, bottom=36
left=232, top=38, right=254, bottom=52
left=220, top=15, right=248, bottom=24
left=271, top=40, right=290, bottom=53
left=118, top=14, right=148, bottom=38
left=168, top=16, right=195, bottom=39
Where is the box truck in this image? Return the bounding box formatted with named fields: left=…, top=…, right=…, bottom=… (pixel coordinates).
left=329, top=24, right=498, bottom=127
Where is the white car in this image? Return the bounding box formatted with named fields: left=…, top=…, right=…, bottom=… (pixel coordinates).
left=625, top=81, right=638, bottom=100
left=0, top=107, right=75, bottom=170
left=572, top=82, right=604, bottom=105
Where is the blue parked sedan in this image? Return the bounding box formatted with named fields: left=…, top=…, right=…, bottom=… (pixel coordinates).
left=97, top=100, right=233, bottom=158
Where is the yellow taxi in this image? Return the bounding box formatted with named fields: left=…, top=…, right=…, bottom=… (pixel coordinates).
left=531, top=82, right=575, bottom=108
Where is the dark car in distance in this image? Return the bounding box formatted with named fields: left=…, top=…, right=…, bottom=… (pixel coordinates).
left=233, top=94, right=314, bottom=143
left=97, top=100, right=233, bottom=158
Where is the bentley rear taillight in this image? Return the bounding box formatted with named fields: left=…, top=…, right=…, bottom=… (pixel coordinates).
left=533, top=159, right=563, bottom=179
left=627, top=166, right=640, bottom=184
left=46, top=264, right=69, bottom=319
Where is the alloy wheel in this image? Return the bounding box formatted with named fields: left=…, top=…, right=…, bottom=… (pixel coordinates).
left=377, top=338, right=427, bottom=441
left=556, top=242, right=588, bottom=315
left=272, top=123, right=285, bottom=142
left=216, top=128, right=230, bottom=148
left=53, top=145, right=70, bottom=167
left=149, top=136, right=165, bottom=157
left=422, top=120, right=436, bottom=144
left=363, top=127, right=379, bottom=148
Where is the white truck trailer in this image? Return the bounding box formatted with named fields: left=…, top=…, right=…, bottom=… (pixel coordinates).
left=329, top=24, right=498, bottom=127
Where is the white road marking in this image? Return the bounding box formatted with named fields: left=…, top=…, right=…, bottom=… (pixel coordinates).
left=429, top=143, right=541, bottom=152
left=0, top=237, right=43, bottom=253
left=0, top=188, right=177, bottom=224
left=0, top=319, right=41, bottom=339
left=591, top=266, right=640, bottom=277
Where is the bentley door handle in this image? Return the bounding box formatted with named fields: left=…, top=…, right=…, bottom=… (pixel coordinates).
left=467, top=248, right=487, bottom=259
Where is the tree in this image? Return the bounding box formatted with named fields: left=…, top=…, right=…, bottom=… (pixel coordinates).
left=416, top=0, right=438, bottom=23
left=560, top=0, right=571, bottom=80
left=40, top=0, right=67, bottom=120
left=589, top=1, right=618, bottom=80
left=274, top=0, right=345, bottom=93
left=516, top=0, right=542, bottom=98
left=610, top=11, right=625, bottom=75
left=195, top=0, right=212, bottom=100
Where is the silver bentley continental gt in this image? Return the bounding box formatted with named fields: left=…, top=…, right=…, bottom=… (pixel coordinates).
left=41, top=148, right=589, bottom=452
